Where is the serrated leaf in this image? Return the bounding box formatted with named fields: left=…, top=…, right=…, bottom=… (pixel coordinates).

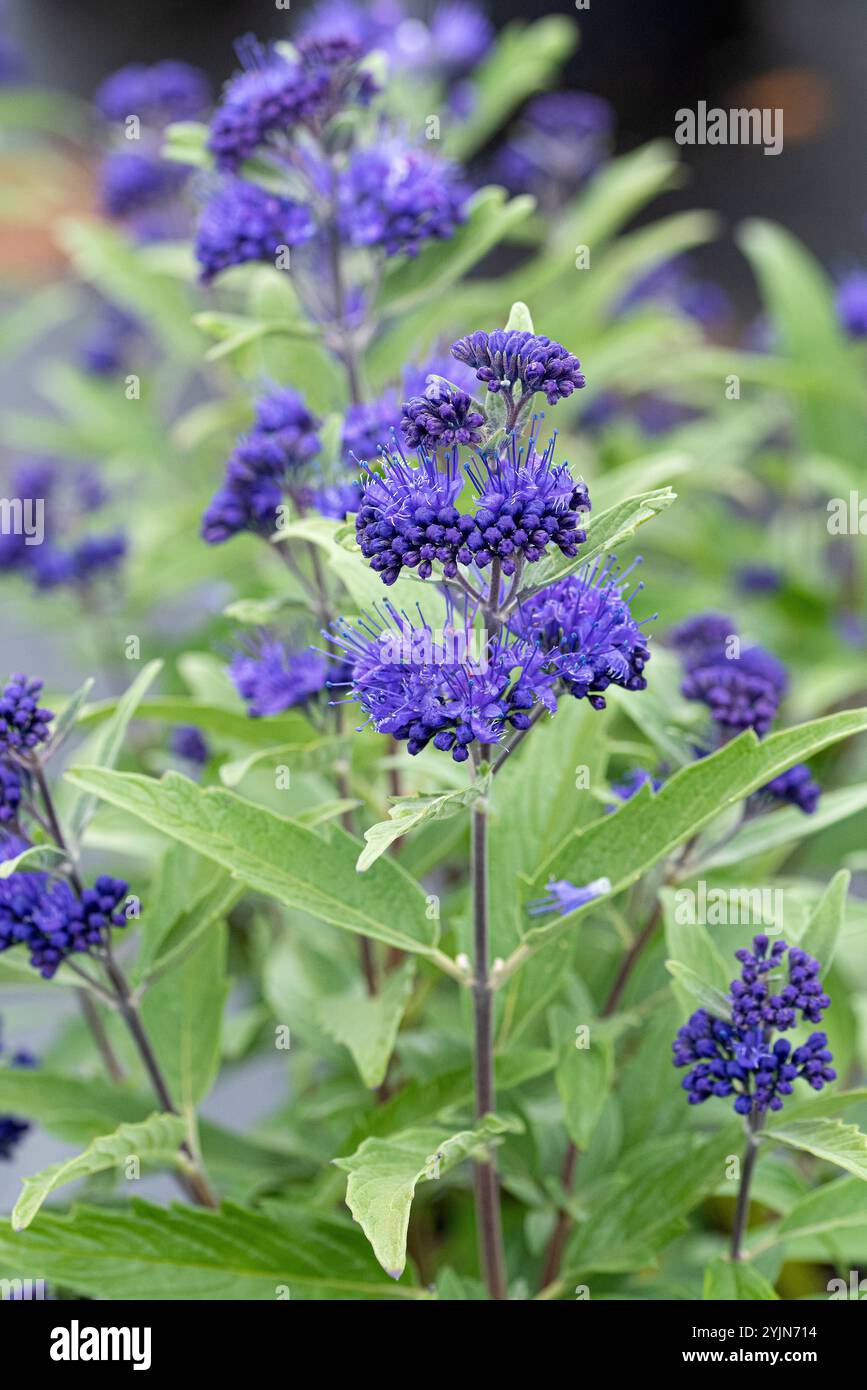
left=358, top=779, right=489, bottom=871
left=526, top=486, right=677, bottom=593
left=334, top=1114, right=522, bottom=1278
left=762, top=1118, right=867, bottom=1182
left=522, top=710, right=867, bottom=948
left=316, top=960, right=415, bottom=1088
left=703, top=1256, right=778, bottom=1300
left=0, top=1200, right=429, bottom=1300
left=62, top=768, right=438, bottom=957
left=12, top=1113, right=187, bottom=1231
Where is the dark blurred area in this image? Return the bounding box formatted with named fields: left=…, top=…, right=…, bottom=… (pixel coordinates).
left=7, top=0, right=867, bottom=298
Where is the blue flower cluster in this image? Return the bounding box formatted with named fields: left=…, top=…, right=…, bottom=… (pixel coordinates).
left=208, top=38, right=378, bottom=172
left=0, top=460, right=126, bottom=593
left=95, top=60, right=211, bottom=123
left=202, top=387, right=321, bottom=543
left=300, top=0, right=493, bottom=86
left=493, top=91, right=613, bottom=199
left=513, top=561, right=651, bottom=710
left=170, top=725, right=210, bottom=766
left=230, top=639, right=329, bottom=717
left=451, top=330, right=586, bottom=407
left=672, top=611, right=821, bottom=813
left=195, top=177, right=315, bottom=281
left=356, top=431, right=590, bottom=585
left=0, top=872, right=130, bottom=979
left=328, top=602, right=557, bottom=761
left=673, top=934, right=835, bottom=1116
left=337, top=146, right=468, bottom=257
left=99, top=151, right=187, bottom=219
left=0, top=675, right=54, bottom=754
left=400, top=381, right=486, bottom=450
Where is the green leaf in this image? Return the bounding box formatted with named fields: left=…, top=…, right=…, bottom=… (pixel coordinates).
left=334, top=1114, right=521, bottom=1278
left=662, top=887, right=733, bottom=1010
left=46, top=677, right=95, bottom=755
left=522, top=709, right=867, bottom=949
left=665, top=961, right=733, bottom=1019
left=762, top=1118, right=867, bottom=1182
left=161, top=119, right=210, bottom=169
left=444, top=16, right=578, bottom=160
left=738, top=219, right=867, bottom=462
left=0, top=1200, right=429, bottom=1300
left=358, top=778, right=489, bottom=872
left=528, top=486, right=677, bottom=592
left=12, top=1114, right=187, bottom=1232
left=0, top=844, right=67, bottom=879
left=703, top=1257, right=778, bottom=1300
left=64, top=660, right=163, bottom=845
left=218, top=733, right=350, bottom=789
left=62, top=768, right=439, bottom=957
left=554, top=1023, right=613, bottom=1152
left=563, top=1127, right=739, bottom=1278
left=505, top=300, right=535, bottom=333
left=141, top=924, right=229, bottom=1109
left=55, top=218, right=201, bottom=360
left=78, top=696, right=314, bottom=754
left=271, top=513, right=440, bottom=616
left=376, top=186, right=535, bottom=316
left=694, top=786, right=867, bottom=872
left=796, top=869, right=849, bottom=974
left=133, top=844, right=241, bottom=982
left=316, top=960, right=415, bottom=1089
left=776, top=1176, right=867, bottom=1247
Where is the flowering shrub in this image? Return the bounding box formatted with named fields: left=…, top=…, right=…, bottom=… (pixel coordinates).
left=0, top=0, right=866, bottom=1312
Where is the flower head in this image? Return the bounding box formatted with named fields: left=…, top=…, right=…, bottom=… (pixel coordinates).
left=343, top=394, right=401, bottom=465
left=328, top=602, right=556, bottom=761
left=0, top=761, right=23, bottom=824
left=208, top=41, right=377, bottom=172
left=514, top=560, right=651, bottom=710
left=99, top=151, right=185, bottom=219
left=400, top=381, right=486, bottom=450
left=680, top=644, right=787, bottom=738
left=673, top=935, right=834, bottom=1117
left=451, top=329, right=585, bottom=405
left=230, top=639, right=329, bottom=717
left=195, top=177, right=315, bottom=282
left=0, top=872, right=129, bottom=979
left=429, top=2, right=494, bottom=79
left=170, top=726, right=210, bottom=766
left=338, top=145, right=468, bottom=257
left=95, top=61, right=211, bottom=123
left=763, top=762, right=821, bottom=815
left=464, top=433, right=590, bottom=574
left=0, top=676, right=53, bottom=754
left=355, top=445, right=465, bottom=583
left=836, top=270, right=867, bottom=339
left=527, top=876, right=611, bottom=917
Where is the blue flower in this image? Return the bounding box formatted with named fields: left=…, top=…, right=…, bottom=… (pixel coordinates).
left=763, top=763, right=821, bottom=815
left=609, top=767, right=662, bottom=804
left=230, top=640, right=329, bottom=717
left=355, top=444, right=465, bottom=583
left=464, top=433, right=590, bottom=573
left=428, top=2, right=494, bottom=79
left=0, top=676, right=53, bottom=754
left=836, top=270, right=867, bottom=339
left=493, top=91, right=612, bottom=196
left=0, top=873, right=130, bottom=979
left=527, top=876, right=611, bottom=916
left=673, top=935, right=834, bottom=1116
left=343, top=394, right=401, bottom=465
left=451, top=329, right=585, bottom=406
left=514, top=560, right=651, bottom=710
left=401, top=382, right=486, bottom=450
left=202, top=387, right=321, bottom=544
left=0, top=761, right=23, bottom=825
left=170, top=726, right=210, bottom=766
left=99, top=151, right=185, bottom=219
left=208, top=40, right=376, bottom=172
left=0, top=1024, right=34, bottom=1161
left=79, top=305, right=139, bottom=377
left=195, top=177, right=315, bottom=282
left=328, top=601, right=557, bottom=761
left=337, top=145, right=468, bottom=257
left=95, top=61, right=211, bottom=123
left=681, top=644, right=787, bottom=738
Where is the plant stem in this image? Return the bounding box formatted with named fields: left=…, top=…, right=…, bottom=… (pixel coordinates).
left=102, top=952, right=218, bottom=1209
left=470, top=788, right=507, bottom=1300
left=730, top=1112, right=760, bottom=1260
left=77, top=988, right=124, bottom=1082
